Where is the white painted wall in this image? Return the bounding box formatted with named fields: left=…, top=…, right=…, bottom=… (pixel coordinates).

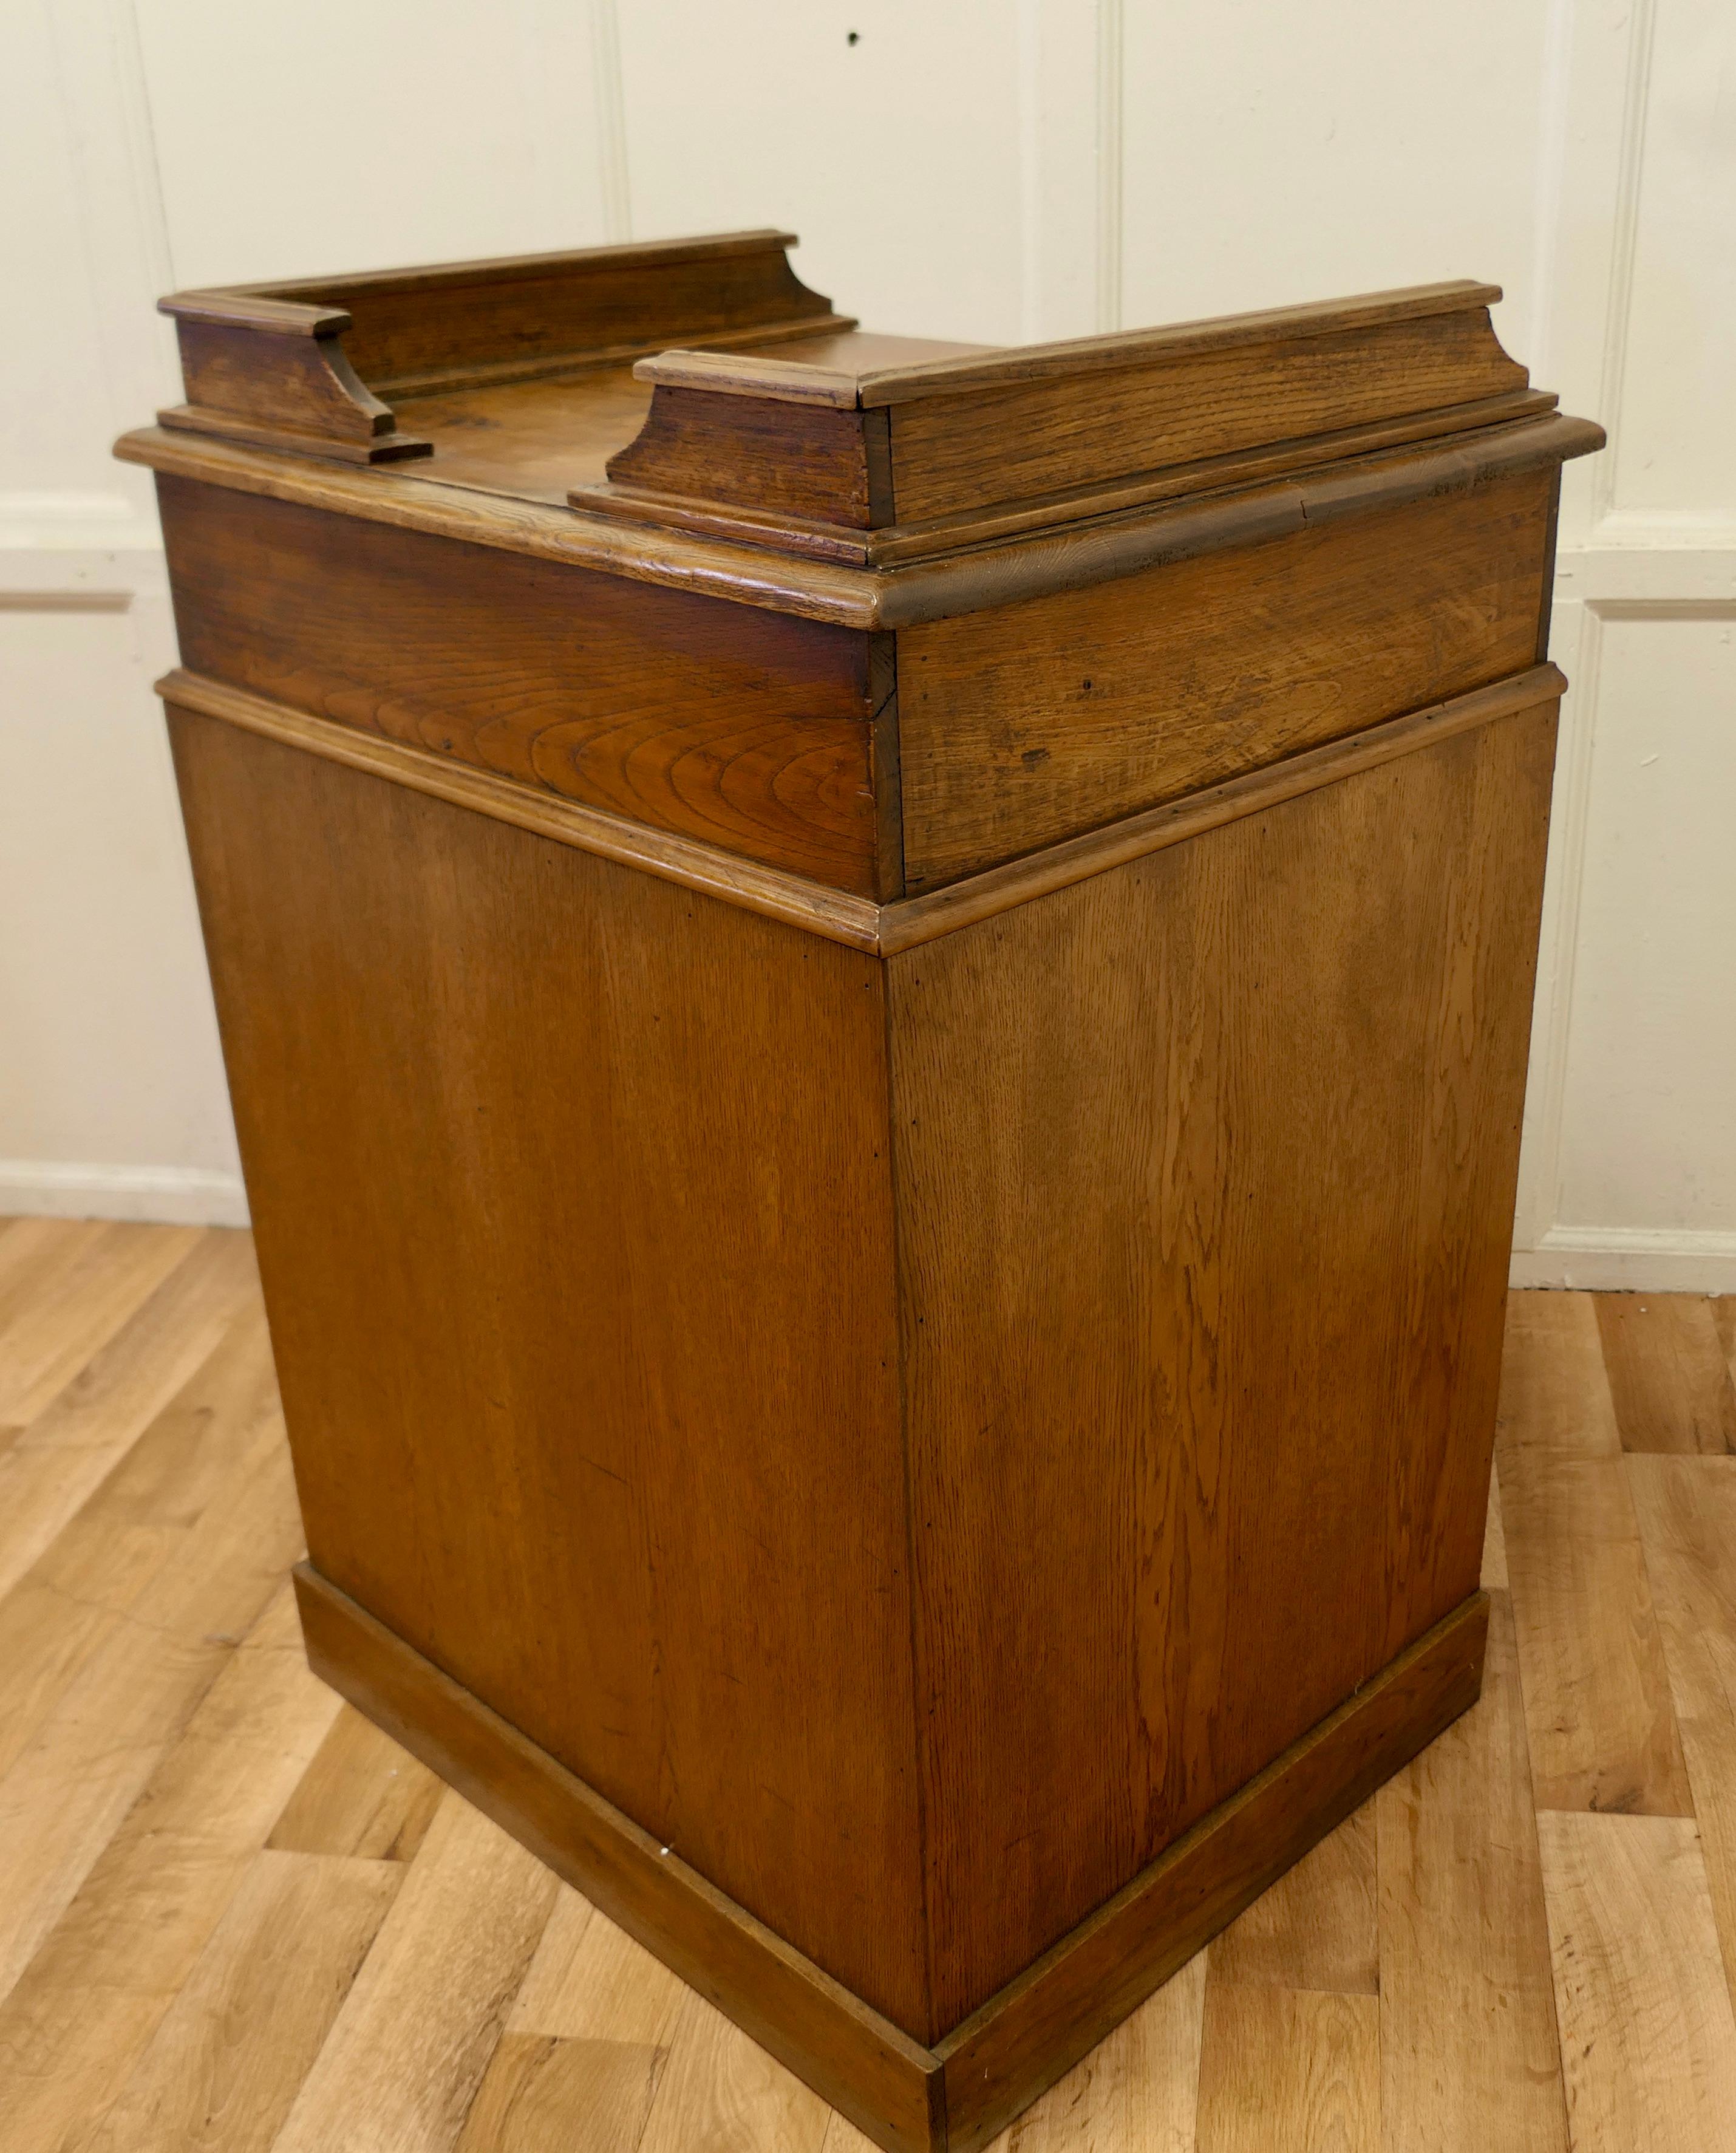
left=2, top=1, right=1731, bottom=1284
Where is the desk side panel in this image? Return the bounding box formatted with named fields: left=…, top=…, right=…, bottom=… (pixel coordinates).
left=895, top=468, right=1553, bottom=891
left=167, top=709, right=929, bottom=2036
left=157, top=475, right=891, bottom=897
left=889, top=703, right=1556, bottom=2030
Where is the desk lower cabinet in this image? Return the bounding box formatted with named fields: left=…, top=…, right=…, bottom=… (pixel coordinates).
left=120, top=231, right=1601, bottom=2152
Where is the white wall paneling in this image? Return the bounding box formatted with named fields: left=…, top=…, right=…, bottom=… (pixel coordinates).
left=1510, top=0, right=1736, bottom=1289
left=2, top=0, right=1731, bottom=1278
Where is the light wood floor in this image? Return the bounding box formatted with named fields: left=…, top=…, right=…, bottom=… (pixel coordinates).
left=2, top=1217, right=1735, bottom=2151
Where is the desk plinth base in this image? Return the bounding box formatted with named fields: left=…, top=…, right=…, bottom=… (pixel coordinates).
left=293, top=1566, right=1488, bottom=2152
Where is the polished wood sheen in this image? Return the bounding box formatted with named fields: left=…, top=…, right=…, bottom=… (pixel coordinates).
left=895, top=467, right=1553, bottom=886
left=167, top=708, right=927, bottom=2034
left=891, top=707, right=1556, bottom=2023
left=119, top=230, right=1604, bottom=2146
left=157, top=476, right=897, bottom=897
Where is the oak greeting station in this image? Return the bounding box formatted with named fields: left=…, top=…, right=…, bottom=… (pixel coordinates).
left=119, top=231, right=1601, bottom=2151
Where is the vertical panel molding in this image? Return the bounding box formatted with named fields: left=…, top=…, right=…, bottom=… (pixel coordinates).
left=1095, top=0, right=1123, bottom=333
left=590, top=0, right=633, bottom=242
left=1590, top=0, right=1657, bottom=525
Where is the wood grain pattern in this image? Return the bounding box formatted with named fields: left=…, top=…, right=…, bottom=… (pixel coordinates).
left=0, top=1379, right=305, bottom=2008
left=171, top=708, right=928, bottom=2034
left=0, top=1300, right=282, bottom=1795
left=270, top=1790, right=559, bottom=2153
left=1596, top=1294, right=1736, bottom=1454
left=858, top=280, right=1506, bottom=401
left=1496, top=1290, right=1624, bottom=1457
left=1536, top=1812, right=1736, bottom=2152
left=292, top=1564, right=945, bottom=2153
left=162, top=318, right=427, bottom=465
left=1500, top=1450, right=1693, bottom=1815
left=292, top=1552, right=1486, bottom=2153
left=1482, top=1466, right=1509, bottom=1589
left=637, top=1993, right=836, bottom=2153
left=0, top=1218, right=102, bottom=1349
left=0, top=1580, right=339, bottom=2153
left=120, top=244, right=1600, bottom=2148
left=1205, top=1804, right=1377, bottom=1996
left=1496, top=1297, right=1693, bottom=1817
left=158, top=661, right=1559, bottom=967
left=893, top=711, right=1552, bottom=2019
left=1627, top=1456, right=1736, bottom=2017
left=995, top=1955, right=1205, bottom=2152
left=510, top=1900, right=686, bottom=2044
left=880, top=667, right=1563, bottom=955
left=0, top=1227, right=256, bottom=1601
left=120, top=422, right=890, bottom=629
left=607, top=388, right=877, bottom=526
left=266, top=1704, right=444, bottom=1863
left=158, top=477, right=892, bottom=896
left=933, top=1599, right=1489, bottom=2153
left=1193, top=1984, right=1379, bottom=2153
left=0, top=1221, right=199, bottom=1430
left=81, top=1848, right=399, bottom=2153
left=158, top=669, right=885, bottom=955
left=457, top=2031, right=669, bottom=2153
left=262, top=229, right=842, bottom=396
left=1377, top=1591, right=1569, bottom=2153
left=577, top=397, right=1562, bottom=567
left=885, top=305, right=1525, bottom=522
left=895, top=471, right=1553, bottom=887
left=118, top=409, right=1601, bottom=631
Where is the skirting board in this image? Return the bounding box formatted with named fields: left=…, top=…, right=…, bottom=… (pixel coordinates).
left=0, top=1158, right=249, bottom=1227
left=1510, top=1226, right=1736, bottom=1295
left=294, top=1564, right=1489, bottom=2153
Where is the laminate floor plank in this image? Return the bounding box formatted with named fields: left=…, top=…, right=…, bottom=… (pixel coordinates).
left=635, top=1989, right=834, bottom=2153
left=269, top=1789, right=560, bottom=2153
left=80, top=1846, right=400, bottom=2153
left=0, top=1398, right=307, bottom=2004
left=1536, top=1810, right=1736, bottom=2152
left=1627, top=1455, right=1736, bottom=2013
left=508, top=1897, right=686, bottom=2045
left=0, top=1305, right=284, bottom=1790
left=267, top=1702, right=445, bottom=1863
left=1207, top=1803, right=1377, bottom=1995
left=0, top=1221, right=202, bottom=1429
left=1193, top=1984, right=1379, bottom=2153
left=0, top=1218, right=109, bottom=1360
left=1497, top=1291, right=1624, bottom=1459
left=1481, top=1463, right=1508, bottom=1589
left=1499, top=1442, right=1692, bottom=1816
left=0, top=1228, right=258, bottom=1600
left=1377, top=1589, right=1568, bottom=2153
left=1497, top=1292, right=1692, bottom=1815
left=455, top=2032, right=668, bottom=2153
left=1596, top=1294, right=1736, bottom=1455
left=995, top=1951, right=1206, bottom=2152
left=0, top=1580, right=341, bottom=2153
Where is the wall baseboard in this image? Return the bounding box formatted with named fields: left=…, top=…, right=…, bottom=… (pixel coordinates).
left=0, top=1159, right=249, bottom=1228
left=1511, top=1225, right=1736, bottom=1294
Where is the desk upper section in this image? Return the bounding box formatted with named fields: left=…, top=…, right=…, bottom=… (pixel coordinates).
left=120, top=230, right=1599, bottom=628
left=121, top=230, right=1602, bottom=916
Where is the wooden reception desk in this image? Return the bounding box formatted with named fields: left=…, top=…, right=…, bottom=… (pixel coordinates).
left=118, top=231, right=1601, bottom=2151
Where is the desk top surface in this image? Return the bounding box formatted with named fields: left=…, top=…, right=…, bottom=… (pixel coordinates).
left=395, top=331, right=989, bottom=508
